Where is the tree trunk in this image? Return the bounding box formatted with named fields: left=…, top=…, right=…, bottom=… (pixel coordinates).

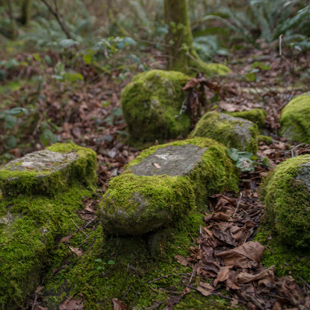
left=164, top=0, right=229, bottom=76
left=164, top=0, right=195, bottom=71
left=21, top=0, right=32, bottom=25
left=6, top=0, right=17, bottom=40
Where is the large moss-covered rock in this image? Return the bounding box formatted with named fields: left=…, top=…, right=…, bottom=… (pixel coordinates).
left=0, top=143, right=97, bottom=309
left=280, top=92, right=310, bottom=142
left=100, top=138, right=239, bottom=236
left=190, top=112, right=258, bottom=154
left=0, top=143, right=97, bottom=196
left=260, top=155, right=310, bottom=249
left=121, top=70, right=191, bottom=142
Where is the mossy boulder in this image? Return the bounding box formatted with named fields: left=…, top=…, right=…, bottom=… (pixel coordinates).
left=190, top=112, right=258, bottom=154
left=0, top=143, right=97, bottom=197
left=0, top=143, right=97, bottom=309
left=280, top=92, right=310, bottom=142
left=100, top=137, right=239, bottom=236
left=228, top=108, right=267, bottom=128
left=121, top=70, right=191, bottom=142
left=260, top=155, right=310, bottom=249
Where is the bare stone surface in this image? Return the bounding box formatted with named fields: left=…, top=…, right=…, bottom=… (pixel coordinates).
left=129, top=145, right=207, bottom=177
left=4, top=149, right=78, bottom=175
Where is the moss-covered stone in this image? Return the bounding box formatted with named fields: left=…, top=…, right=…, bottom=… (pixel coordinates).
left=255, top=225, right=310, bottom=283
left=0, top=143, right=97, bottom=309
left=0, top=186, right=93, bottom=309
left=258, top=135, right=273, bottom=145
left=121, top=70, right=191, bottom=142
left=100, top=137, right=239, bottom=236
left=228, top=108, right=267, bottom=128
left=190, top=112, right=258, bottom=154
left=260, top=155, right=310, bottom=249
left=280, top=92, right=310, bottom=142
left=0, top=143, right=97, bottom=197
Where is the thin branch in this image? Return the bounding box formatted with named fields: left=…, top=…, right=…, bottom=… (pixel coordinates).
left=40, top=0, right=73, bottom=39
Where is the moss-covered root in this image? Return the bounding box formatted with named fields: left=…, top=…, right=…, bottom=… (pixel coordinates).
left=100, top=137, right=239, bottom=236
left=260, top=155, right=310, bottom=249
left=190, top=112, right=258, bottom=154
left=0, top=143, right=97, bottom=197
left=228, top=108, right=267, bottom=128
left=280, top=92, right=310, bottom=142
left=121, top=70, right=191, bottom=143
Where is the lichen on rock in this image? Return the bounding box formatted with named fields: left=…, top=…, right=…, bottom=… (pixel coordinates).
left=100, top=137, right=239, bottom=236
left=121, top=69, right=191, bottom=142
left=190, top=112, right=258, bottom=154
left=260, top=155, right=310, bottom=249
left=280, top=92, right=310, bottom=142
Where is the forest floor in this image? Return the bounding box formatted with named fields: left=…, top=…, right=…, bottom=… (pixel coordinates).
left=1, top=41, right=310, bottom=309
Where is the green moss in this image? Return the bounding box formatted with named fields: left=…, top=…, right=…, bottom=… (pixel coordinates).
left=0, top=186, right=93, bottom=309
left=228, top=108, right=267, bottom=128
left=41, top=212, right=233, bottom=310
left=280, top=92, right=310, bottom=142
left=121, top=70, right=191, bottom=142
left=190, top=112, right=258, bottom=154
left=258, top=135, right=273, bottom=145
left=260, top=155, right=310, bottom=249
left=101, top=137, right=239, bottom=235
left=0, top=143, right=97, bottom=197
left=255, top=225, right=310, bottom=283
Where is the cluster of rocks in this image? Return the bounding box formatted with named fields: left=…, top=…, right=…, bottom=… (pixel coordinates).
left=1, top=70, right=310, bottom=308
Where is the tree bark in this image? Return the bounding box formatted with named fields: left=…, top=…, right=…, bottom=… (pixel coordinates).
left=164, top=0, right=195, bottom=71
left=6, top=0, right=17, bottom=40
left=164, top=0, right=228, bottom=76
left=21, top=0, right=32, bottom=25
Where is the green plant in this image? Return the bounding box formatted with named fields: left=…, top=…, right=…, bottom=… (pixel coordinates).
left=95, top=258, right=115, bottom=271
left=227, top=148, right=271, bottom=171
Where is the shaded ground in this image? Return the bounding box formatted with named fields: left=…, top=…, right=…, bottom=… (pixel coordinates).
left=1, top=41, right=310, bottom=309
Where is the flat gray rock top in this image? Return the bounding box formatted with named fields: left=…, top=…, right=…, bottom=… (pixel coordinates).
left=3, top=149, right=78, bottom=174
left=129, top=144, right=206, bottom=177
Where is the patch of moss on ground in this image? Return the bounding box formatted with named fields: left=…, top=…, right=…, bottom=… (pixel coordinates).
left=260, top=155, right=310, bottom=249
left=258, top=135, right=273, bottom=145
left=228, top=108, right=267, bottom=128
left=121, top=70, right=191, bottom=142
left=0, top=186, right=93, bottom=309
left=280, top=92, right=310, bottom=142
left=190, top=112, right=258, bottom=154
left=42, top=212, right=233, bottom=310
left=0, top=143, right=97, bottom=197
left=255, top=224, right=310, bottom=283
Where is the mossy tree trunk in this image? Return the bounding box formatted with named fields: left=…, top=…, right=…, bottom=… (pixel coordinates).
left=164, top=0, right=196, bottom=72
left=21, top=0, right=32, bottom=25
left=164, top=0, right=229, bottom=76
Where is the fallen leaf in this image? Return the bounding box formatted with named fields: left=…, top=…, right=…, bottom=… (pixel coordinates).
left=174, top=254, right=188, bottom=266
left=112, top=298, right=127, bottom=310
left=196, top=282, right=214, bottom=296
left=152, top=163, right=161, bottom=169
left=69, top=247, right=83, bottom=256
left=59, top=294, right=84, bottom=310
left=215, top=241, right=265, bottom=268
